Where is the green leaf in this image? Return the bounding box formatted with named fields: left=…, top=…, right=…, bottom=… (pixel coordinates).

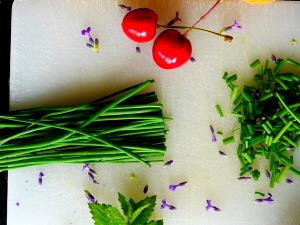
left=118, top=193, right=132, bottom=218
left=129, top=196, right=156, bottom=225
left=88, top=203, right=126, bottom=225
left=129, top=198, right=136, bottom=210
left=146, top=220, right=164, bottom=225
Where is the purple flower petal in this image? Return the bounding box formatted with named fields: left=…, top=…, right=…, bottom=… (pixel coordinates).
left=210, top=125, right=217, bottom=143
left=86, top=43, right=93, bottom=48
left=88, top=172, right=99, bottom=184
left=169, top=185, right=177, bottom=191
left=286, top=178, right=293, bottom=184
left=271, top=54, right=277, bottom=63
left=38, top=172, right=45, bottom=185
left=86, top=27, right=91, bottom=33
left=164, top=160, right=174, bottom=167
left=89, top=37, right=94, bottom=44
left=206, top=200, right=220, bottom=212
left=84, top=190, right=97, bottom=204
left=223, top=20, right=242, bottom=33
left=255, top=193, right=274, bottom=203
left=232, top=20, right=242, bottom=29
left=83, top=164, right=99, bottom=184
left=206, top=200, right=212, bottom=210
left=161, top=199, right=176, bottom=210
left=169, top=181, right=187, bottom=191
left=118, top=4, right=132, bottom=12
left=81, top=30, right=86, bottom=36
left=265, top=170, right=270, bottom=179
left=136, top=46, right=141, bottom=53
left=16, top=202, right=20, bottom=207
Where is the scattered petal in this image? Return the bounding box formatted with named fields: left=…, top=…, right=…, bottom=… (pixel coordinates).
left=210, top=125, right=217, bottom=143
left=84, top=190, right=98, bottom=204
left=205, top=200, right=212, bottom=211
left=118, top=4, right=132, bottom=12
left=136, top=46, right=141, bottom=53
left=255, top=192, right=274, bottom=203
left=271, top=54, right=277, bottom=63
left=206, top=200, right=220, bottom=212
left=83, top=164, right=99, bottom=184
left=265, top=170, right=271, bottom=179
left=169, top=181, right=187, bottom=191
left=16, top=202, right=20, bottom=207
left=164, top=160, right=174, bottom=167
left=238, top=176, right=251, bottom=180
left=81, top=27, right=100, bottom=54
left=166, top=11, right=182, bottom=27
left=143, top=185, right=149, bottom=194
left=190, top=57, right=196, bottom=63
left=38, top=172, right=45, bottom=185
left=89, top=37, right=94, bottom=44
left=218, top=151, right=227, bottom=156
left=286, top=178, right=293, bottom=184
left=161, top=199, right=176, bottom=210
left=222, top=20, right=242, bottom=33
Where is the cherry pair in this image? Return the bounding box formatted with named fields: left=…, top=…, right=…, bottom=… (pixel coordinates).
left=122, top=8, right=192, bottom=70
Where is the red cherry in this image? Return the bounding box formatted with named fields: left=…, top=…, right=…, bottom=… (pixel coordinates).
left=121, top=8, right=158, bottom=43
left=152, top=29, right=192, bottom=69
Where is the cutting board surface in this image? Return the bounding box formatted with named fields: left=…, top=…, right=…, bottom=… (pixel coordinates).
left=8, top=1, right=300, bottom=225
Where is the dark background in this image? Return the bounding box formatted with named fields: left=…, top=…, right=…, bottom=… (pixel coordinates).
left=0, top=0, right=12, bottom=224
left=0, top=0, right=298, bottom=225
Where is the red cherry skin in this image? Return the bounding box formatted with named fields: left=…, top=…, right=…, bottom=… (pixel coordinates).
left=122, top=8, right=158, bottom=43
left=152, top=29, right=192, bottom=69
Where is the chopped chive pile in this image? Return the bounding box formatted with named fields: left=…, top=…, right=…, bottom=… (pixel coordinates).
left=223, top=58, right=300, bottom=188
left=0, top=80, right=167, bottom=171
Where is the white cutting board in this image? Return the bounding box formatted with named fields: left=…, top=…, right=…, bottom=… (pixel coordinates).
left=8, top=0, right=300, bottom=225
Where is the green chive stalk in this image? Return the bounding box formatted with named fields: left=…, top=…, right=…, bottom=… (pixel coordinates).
left=0, top=80, right=167, bottom=171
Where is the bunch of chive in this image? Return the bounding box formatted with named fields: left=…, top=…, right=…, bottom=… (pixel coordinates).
left=223, top=58, right=300, bottom=187
left=0, top=80, right=167, bottom=171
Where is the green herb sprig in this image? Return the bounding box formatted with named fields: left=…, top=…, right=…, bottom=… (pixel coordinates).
left=88, top=192, right=163, bottom=225
left=0, top=80, right=167, bottom=171
left=223, top=58, right=300, bottom=187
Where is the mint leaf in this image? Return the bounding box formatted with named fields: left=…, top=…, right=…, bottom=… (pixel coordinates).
left=146, top=220, right=164, bottom=225
left=129, top=196, right=156, bottom=225
left=88, top=203, right=126, bottom=225
left=118, top=192, right=132, bottom=218
left=129, top=198, right=136, bottom=210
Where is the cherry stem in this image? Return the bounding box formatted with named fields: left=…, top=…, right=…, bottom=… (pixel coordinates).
left=157, top=24, right=233, bottom=41
left=183, top=0, right=223, bottom=37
